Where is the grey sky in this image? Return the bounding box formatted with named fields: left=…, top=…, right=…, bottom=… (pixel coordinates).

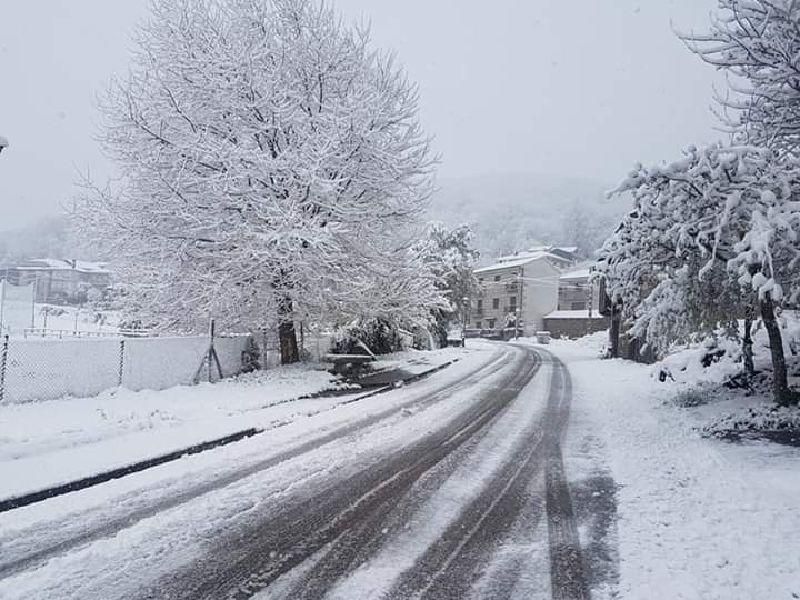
left=0, top=0, right=722, bottom=229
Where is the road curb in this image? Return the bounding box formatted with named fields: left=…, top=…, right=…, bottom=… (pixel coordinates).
left=0, top=428, right=262, bottom=514
left=0, top=359, right=457, bottom=514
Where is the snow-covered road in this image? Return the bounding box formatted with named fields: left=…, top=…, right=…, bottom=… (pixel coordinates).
left=0, top=342, right=595, bottom=600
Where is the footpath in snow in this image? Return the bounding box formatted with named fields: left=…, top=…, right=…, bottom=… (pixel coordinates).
left=526, top=334, right=800, bottom=600
left=0, top=346, right=467, bottom=501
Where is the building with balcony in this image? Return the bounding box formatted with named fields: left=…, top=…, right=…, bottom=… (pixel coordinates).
left=470, top=251, right=561, bottom=337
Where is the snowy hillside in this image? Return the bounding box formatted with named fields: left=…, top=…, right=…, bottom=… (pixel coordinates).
left=428, top=173, right=630, bottom=261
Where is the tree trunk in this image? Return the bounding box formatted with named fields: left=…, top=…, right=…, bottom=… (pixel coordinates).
left=742, top=316, right=755, bottom=378
left=609, top=303, right=621, bottom=359
left=759, top=294, right=794, bottom=406
left=278, top=295, right=299, bottom=365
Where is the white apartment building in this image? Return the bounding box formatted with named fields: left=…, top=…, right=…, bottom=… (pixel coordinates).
left=471, top=251, right=568, bottom=336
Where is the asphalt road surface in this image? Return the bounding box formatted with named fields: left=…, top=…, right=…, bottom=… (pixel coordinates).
left=0, top=344, right=597, bottom=600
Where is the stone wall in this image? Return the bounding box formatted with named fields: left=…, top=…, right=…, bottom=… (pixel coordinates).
left=543, top=316, right=609, bottom=340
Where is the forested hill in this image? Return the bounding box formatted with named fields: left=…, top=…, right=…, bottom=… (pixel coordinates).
left=427, top=173, right=632, bottom=263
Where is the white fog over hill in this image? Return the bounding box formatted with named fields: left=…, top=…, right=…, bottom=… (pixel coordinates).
left=427, top=173, right=632, bottom=263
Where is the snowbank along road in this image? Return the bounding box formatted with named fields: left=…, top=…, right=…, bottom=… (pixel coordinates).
left=0, top=343, right=597, bottom=599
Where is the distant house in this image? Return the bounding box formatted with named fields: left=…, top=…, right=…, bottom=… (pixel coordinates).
left=556, top=268, right=598, bottom=312
left=543, top=268, right=609, bottom=339
left=525, top=245, right=580, bottom=264
left=4, top=259, right=112, bottom=304
left=471, top=252, right=562, bottom=337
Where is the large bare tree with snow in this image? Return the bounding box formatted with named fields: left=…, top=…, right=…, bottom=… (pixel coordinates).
left=77, top=0, right=440, bottom=363
left=680, top=0, right=800, bottom=156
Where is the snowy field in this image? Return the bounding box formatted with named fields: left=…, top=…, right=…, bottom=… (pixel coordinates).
left=0, top=346, right=467, bottom=500
left=526, top=334, right=800, bottom=600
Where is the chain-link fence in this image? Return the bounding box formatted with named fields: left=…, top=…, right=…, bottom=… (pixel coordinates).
left=0, top=332, right=265, bottom=405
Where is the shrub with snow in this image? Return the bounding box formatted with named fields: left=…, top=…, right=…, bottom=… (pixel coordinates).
left=703, top=405, right=800, bottom=443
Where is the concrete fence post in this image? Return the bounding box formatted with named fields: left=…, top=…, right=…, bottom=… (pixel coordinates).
left=0, top=335, right=9, bottom=404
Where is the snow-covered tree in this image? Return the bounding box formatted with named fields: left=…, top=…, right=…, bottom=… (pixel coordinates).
left=679, top=0, right=800, bottom=156
left=600, top=144, right=800, bottom=404
left=76, top=0, right=439, bottom=363
left=419, top=223, right=480, bottom=346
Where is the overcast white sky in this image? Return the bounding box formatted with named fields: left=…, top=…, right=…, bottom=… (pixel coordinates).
left=0, top=0, right=722, bottom=229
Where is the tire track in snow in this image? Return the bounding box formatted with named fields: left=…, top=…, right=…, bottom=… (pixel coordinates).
left=540, top=349, right=590, bottom=600
left=378, top=348, right=587, bottom=600
left=267, top=357, right=544, bottom=599
left=0, top=348, right=510, bottom=581
left=139, top=347, right=541, bottom=600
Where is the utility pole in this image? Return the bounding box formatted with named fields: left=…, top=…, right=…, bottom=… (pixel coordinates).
left=515, top=268, right=524, bottom=339
left=461, top=297, right=470, bottom=347
left=0, top=137, right=8, bottom=335
left=0, top=279, right=5, bottom=335
left=587, top=277, right=594, bottom=337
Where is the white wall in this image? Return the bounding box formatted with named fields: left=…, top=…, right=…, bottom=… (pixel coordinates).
left=521, top=259, right=559, bottom=333
left=473, top=257, right=559, bottom=334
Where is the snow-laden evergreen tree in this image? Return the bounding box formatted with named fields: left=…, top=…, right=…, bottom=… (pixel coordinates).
left=680, top=0, right=800, bottom=156
left=75, top=0, right=440, bottom=363
left=418, top=223, right=480, bottom=347
left=600, top=144, right=800, bottom=405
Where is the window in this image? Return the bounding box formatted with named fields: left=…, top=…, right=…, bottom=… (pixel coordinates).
left=571, top=301, right=587, bottom=310
left=487, top=319, right=496, bottom=329
left=475, top=321, right=482, bottom=329
left=492, top=298, right=500, bottom=310
left=510, top=296, right=517, bottom=309
left=477, top=299, right=483, bottom=310
left=493, top=275, right=501, bottom=282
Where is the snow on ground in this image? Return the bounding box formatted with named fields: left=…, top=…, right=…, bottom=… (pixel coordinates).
left=370, top=346, right=465, bottom=374
left=524, top=333, right=800, bottom=600
left=0, top=343, right=505, bottom=600
left=0, top=347, right=463, bottom=499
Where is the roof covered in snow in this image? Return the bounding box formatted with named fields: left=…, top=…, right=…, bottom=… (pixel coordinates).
left=544, top=310, right=605, bottom=320
left=14, top=259, right=111, bottom=274
left=474, top=252, right=564, bottom=274
left=560, top=268, right=592, bottom=281
left=527, top=245, right=578, bottom=255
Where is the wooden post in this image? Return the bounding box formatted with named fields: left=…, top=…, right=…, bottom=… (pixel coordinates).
left=742, top=313, right=755, bottom=378
left=208, top=319, right=215, bottom=383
